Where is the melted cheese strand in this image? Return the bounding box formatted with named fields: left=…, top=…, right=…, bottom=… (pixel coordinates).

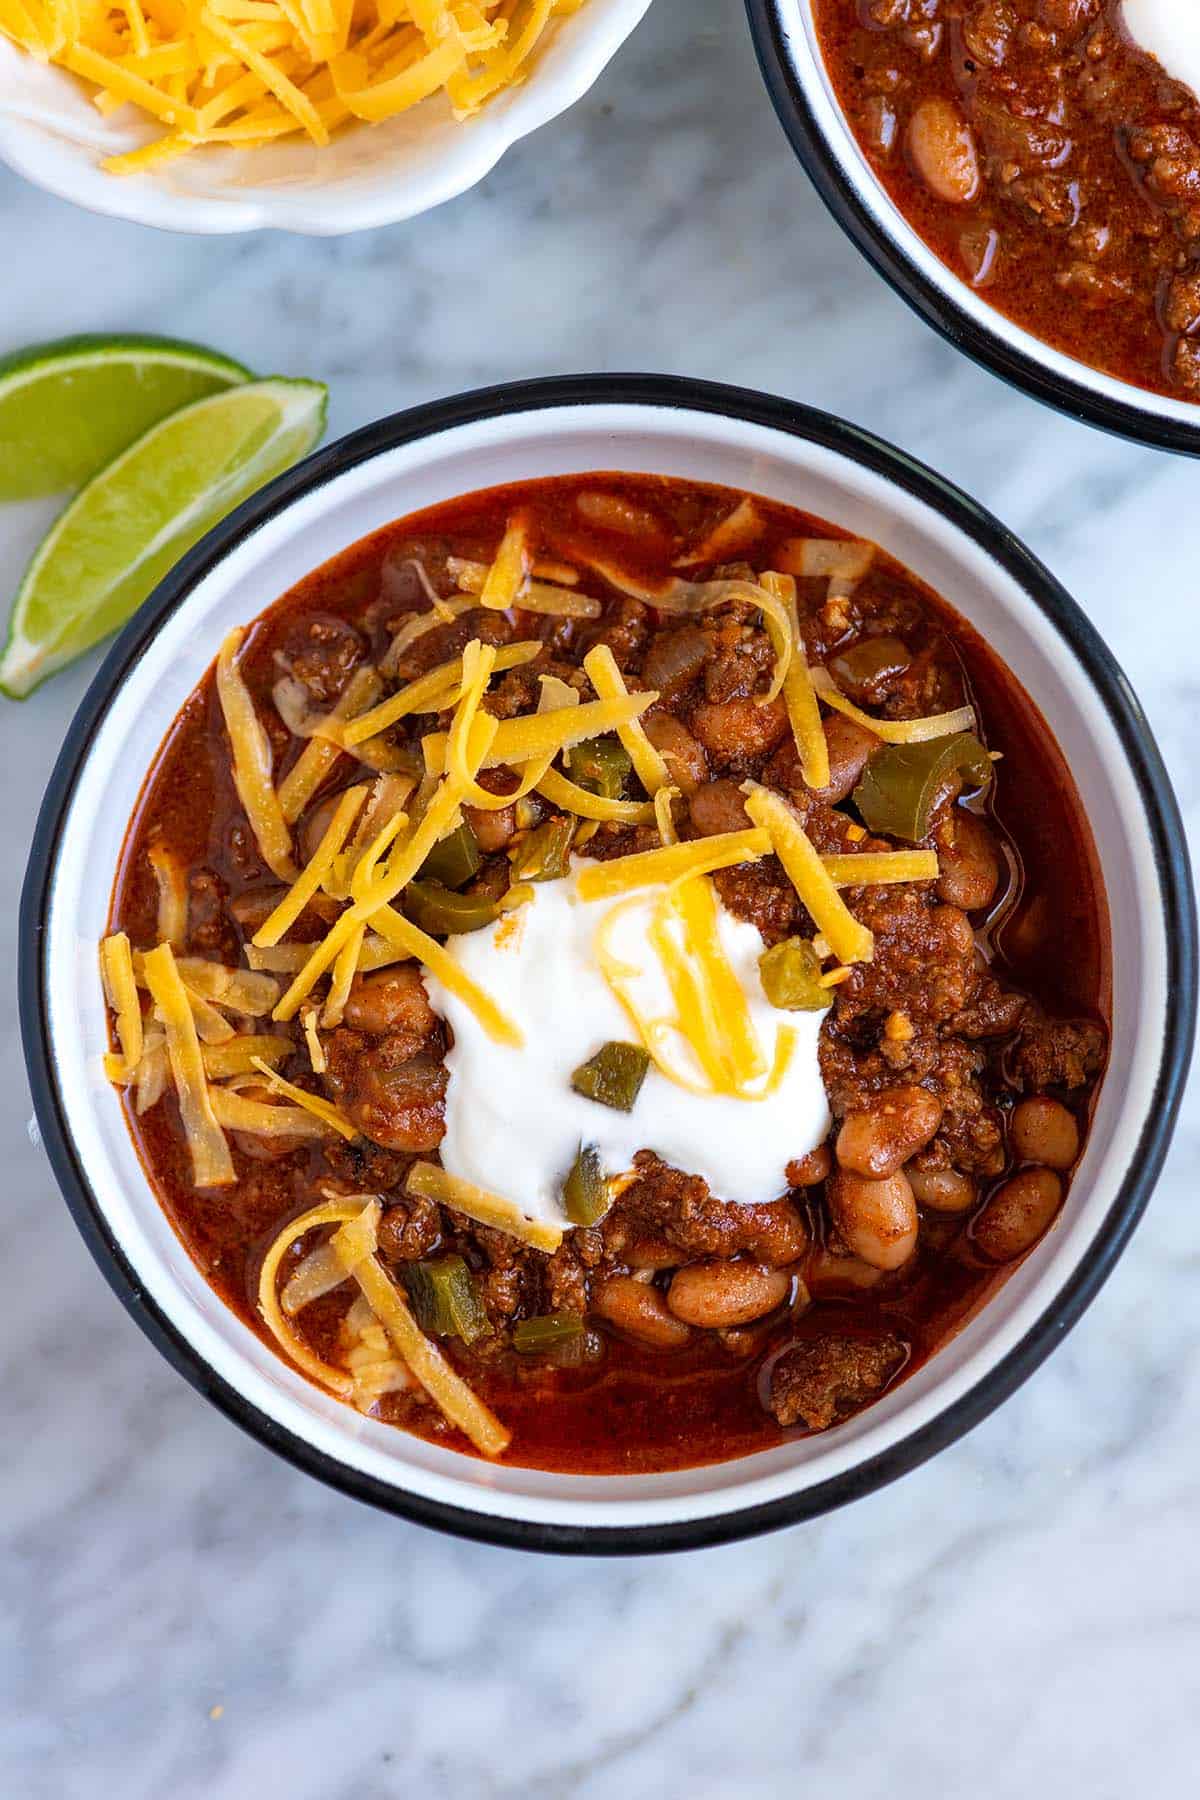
left=209, top=1088, right=336, bottom=1138
left=535, top=765, right=656, bottom=823
left=257, top=1198, right=362, bottom=1396
left=201, top=1034, right=294, bottom=1079
left=249, top=1056, right=358, bottom=1138
left=147, top=843, right=189, bottom=948
left=141, top=943, right=235, bottom=1186
left=743, top=784, right=874, bottom=966
left=671, top=874, right=767, bottom=1087
left=100, top=932, right=143, bottom=1083
left=810, top=667, right=975, bottom=744
left=216, top=627, right=296, bottom=881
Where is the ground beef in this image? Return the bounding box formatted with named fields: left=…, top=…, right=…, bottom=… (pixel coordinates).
left=377, top=1196, right=442, bottom=1264
left=769, top=1331, right=907, bottom=1429
left=280, top=615, right=364, bottom=704
left=603, top=1157, right=808, bottom=1267
left=1010, top=1014, right=1106, bottom=1092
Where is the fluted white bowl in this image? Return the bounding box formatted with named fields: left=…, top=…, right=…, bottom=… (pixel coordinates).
left=0, top=0, right=653, bottom=235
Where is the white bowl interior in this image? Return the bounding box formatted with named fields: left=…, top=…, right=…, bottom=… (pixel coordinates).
left=776, top=0, right=1200, bottom=433
left=0, top=0, right=652, bottom=234
left=42, top=401, right=1164, bottom=1531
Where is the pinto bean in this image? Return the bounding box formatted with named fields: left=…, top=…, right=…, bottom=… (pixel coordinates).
left=787, top=1143, right=833, bottom=1187
left=836, top=1086, right=943, bottom=1179
left=1010, top=1096, right=1080, bottom=1170
left=907, top=98, right=981, bottom=204
left=643, top=713, right=709, bottom=793
left=691, top=695, right=789, bottom=764
left=805, top=1243, right=886, bottom=1294
left=592, top=1275, right=691, bottom=1348
left=936, top=810, right=1002, bottom=912
left=828, top=1169, right=919, bottom=1271
left=343, top=966, right=437, bottom=1039
left=666, top=1261, right=790, bottom=1328
left=973, top=1168, right=1063, bottom=1262
left=908, top=1165, right=978, bottom=1213
left=688, top=777, right=751, bottom=838
left=463, top=802, right=516, bottom=854
left=813, top=715, right=879, bottom=804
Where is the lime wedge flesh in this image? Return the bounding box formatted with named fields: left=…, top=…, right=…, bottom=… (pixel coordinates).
left=0, top=377, right=327, bottom=699
left=0, top=334, right=251, bottom=501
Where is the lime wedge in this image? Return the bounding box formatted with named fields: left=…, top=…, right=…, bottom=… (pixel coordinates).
left=0, top=377, right=327, bottom=700
left=0, top=334, right=251, bottom=501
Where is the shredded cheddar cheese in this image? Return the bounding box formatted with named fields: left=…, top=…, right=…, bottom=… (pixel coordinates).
left=329, top=1200, right=510, bottom=1456
left=742, top=784, right=875, bottom=966
left=216, top=628, right=296, bottom=882
left=141, top=943, right=235, bottom=1187
left=478, top=516, right=531, bottom=610
left=0, top=0, right=588, bottom=174
left=253, top=783, right=366, bottom=948
left=762, top=571, right=830, bottom=791
left=406, top=1161, right=562, bottom=1252
left=823, top=850, right=940, bottom=887
left=810, top=667, right=976, bottom=744
left=582, top=644, right=669, bottom=796
left=449, top=557, right=601, bottom=619
left=576, top=828, right=772, bottom=901
left=100, top=932, right=143, bottom=1083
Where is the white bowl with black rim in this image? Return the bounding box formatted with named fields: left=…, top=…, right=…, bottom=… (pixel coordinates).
left=19, top=374, right=1195, bottom=1553
left=744, top=0, right=1200, bottom=457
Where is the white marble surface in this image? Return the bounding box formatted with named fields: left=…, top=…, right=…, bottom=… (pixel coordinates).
left=2, top=2, right=1198, bottom=1793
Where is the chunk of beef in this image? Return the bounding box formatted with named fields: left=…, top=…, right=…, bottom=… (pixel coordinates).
left=1010, top=1014, right=1105, bottom=1091
left=769, top=1332, right=907, bottom=1430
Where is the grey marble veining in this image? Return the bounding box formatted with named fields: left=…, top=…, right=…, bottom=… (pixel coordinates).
left=2, top=1, right=1198, bottom=1793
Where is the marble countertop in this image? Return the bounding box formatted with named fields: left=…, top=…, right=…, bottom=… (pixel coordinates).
left=3, top=2, right=1198, bottom=1793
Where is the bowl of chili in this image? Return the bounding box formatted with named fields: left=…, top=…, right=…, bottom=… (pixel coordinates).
left=746, top=0, right=1200, bottom=455
left=20, top=374, right=1194, bottom=1552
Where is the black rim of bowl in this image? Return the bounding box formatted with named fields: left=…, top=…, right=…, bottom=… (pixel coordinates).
left=743, top=0, right=1200, bottom=457
left=19, top=373, right=1197, bottom=1556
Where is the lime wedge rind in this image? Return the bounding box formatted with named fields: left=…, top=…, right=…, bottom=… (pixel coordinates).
left=0, top=376, right=327, bottom=700
left=0, top=334, right=253, bottom=502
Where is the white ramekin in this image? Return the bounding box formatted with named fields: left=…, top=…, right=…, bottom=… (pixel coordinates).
left=0, top=1, right=653, bottom=235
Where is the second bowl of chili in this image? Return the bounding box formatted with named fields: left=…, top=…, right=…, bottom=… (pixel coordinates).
left=747, top=0, right=1200, bottom=455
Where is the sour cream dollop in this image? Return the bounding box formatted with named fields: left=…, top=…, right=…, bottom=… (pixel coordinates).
left=1124, top=2, right=1200, bottom=99
left=423, top=874, right=831, bottom=1232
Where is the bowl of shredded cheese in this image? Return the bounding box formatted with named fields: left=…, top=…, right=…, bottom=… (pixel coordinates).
left=0, top=0, right=653, bottom=234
